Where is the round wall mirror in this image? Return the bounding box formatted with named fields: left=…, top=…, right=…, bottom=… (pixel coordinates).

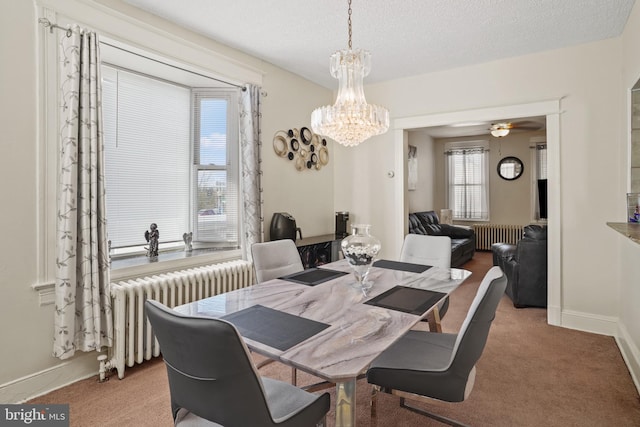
left=497, top=156, right=524, bottom=180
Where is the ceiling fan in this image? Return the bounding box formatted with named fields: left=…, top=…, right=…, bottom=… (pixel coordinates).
left=490, top=120, right=545, bottom=137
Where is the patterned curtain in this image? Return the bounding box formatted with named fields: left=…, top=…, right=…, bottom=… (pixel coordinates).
left=239, top=85, right=264, bottom=261
left=53, top=25, right=113, bottom=359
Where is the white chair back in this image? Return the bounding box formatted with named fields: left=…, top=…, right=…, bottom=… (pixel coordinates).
left=400, top=234, right=451, bottom=268
left=251, top=240, right=304, bottom=283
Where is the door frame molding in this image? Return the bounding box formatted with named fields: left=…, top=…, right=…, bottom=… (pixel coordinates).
left=392, top=100, right=562, bottom=325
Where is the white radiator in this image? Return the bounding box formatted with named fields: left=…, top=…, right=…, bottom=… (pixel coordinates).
left=473, top=224, right=524, bottom=250
left=109, top=259, right=254, bottom=379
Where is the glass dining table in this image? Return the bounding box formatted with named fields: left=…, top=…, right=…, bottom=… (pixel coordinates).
left=175, top=258, right=471, bottom=427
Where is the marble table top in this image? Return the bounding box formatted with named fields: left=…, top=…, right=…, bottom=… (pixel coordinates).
left=607, top=222, right=640, bottom=245
left=175, top=259, right=471, bottom=382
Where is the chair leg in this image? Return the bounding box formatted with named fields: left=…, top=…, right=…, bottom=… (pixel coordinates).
left=370, top=385, right=380, bottom=426
left=400, top=398, right=469, bottom=427
left=256, top=359, right=297, bottom=386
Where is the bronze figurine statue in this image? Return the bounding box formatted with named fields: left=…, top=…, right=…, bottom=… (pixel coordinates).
left=145, top=223, right=159, bottom=258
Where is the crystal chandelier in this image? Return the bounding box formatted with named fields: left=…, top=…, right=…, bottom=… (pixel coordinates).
left=311, top=0, right=389, bottom=147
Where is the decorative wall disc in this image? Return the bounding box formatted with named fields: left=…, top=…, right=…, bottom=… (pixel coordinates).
left=318, top=146, right=329, bottom=166
left=300, top=127, right=312, bottom=145
left=273, top=134, right=288, bottom=157
left=273, top=127, right=328, bottom=171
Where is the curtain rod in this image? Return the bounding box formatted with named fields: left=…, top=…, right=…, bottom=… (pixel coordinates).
left=38, top=18, right=72, bottom=37
left=100, top=41, right=246, bottom=91
left=38, top=17, right=248, bottom=92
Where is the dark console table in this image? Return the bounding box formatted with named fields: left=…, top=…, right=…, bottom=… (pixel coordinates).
left=295, top=234, right=343, bottom=268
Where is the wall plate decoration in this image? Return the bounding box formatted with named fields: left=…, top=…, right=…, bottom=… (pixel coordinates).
left=273, top=127, right=328, bottom=170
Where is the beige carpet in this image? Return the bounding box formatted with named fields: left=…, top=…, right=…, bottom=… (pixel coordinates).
left=29, top=252, right=640, bottom=426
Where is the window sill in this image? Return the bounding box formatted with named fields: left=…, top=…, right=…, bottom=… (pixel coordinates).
left=110, top=247, right=243, bottom=281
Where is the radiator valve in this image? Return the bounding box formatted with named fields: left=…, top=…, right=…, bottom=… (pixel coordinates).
left=97, top=354, right=112, bottom=383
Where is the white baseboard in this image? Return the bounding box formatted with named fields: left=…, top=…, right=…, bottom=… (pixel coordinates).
left=560, top=309, right=619, bottom=336
left=616, top=322, right=640, bottom=395
left=0, top=353, right=99, bottom=403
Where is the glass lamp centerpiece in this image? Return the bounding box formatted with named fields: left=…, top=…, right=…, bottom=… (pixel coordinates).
left=311, top=0, right=389, bottom=147
left=341, top=224, right=381, bottom=290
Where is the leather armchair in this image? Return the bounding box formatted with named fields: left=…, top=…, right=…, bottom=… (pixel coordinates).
left=491, top=225, right=547, bottom=308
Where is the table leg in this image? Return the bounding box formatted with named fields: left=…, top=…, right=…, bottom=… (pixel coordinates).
left=335, top=379, right=356, bottom=427
left=427, top=306, right=442, bottom=333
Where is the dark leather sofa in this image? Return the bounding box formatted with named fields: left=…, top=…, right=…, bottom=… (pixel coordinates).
left=491, top=224, right=547, bottom=308
left=408, top=211, right=476, bottom=268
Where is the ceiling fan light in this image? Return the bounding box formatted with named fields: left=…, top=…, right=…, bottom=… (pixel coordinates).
left=490, top=123, right=511, bottom=138
left=491, top=128, right=510, bottom=137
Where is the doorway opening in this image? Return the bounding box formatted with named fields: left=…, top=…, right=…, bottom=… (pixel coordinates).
left=392, top=100, right=561, bottom=326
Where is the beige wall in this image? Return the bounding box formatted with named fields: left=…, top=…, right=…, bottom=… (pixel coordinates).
left=406, top=131, right=435, bottom=212
left=430, top=130, right=545, bottom=225
left=620, top=0, right=640, bottom=392
left=0, top=0, right=332, bottom=401
left=261, top=75, right=334, bottom=240
left=0, top=0, right=52, bottom=401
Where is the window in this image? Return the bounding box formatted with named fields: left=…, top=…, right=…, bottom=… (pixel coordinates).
left=193, top=90, right=239, bottom=244
left=445, top=143, right=490, bottom=221
left=102, top=65, right=240, bottom=258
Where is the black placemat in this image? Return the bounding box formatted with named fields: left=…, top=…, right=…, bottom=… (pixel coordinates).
left=372, top=259, right=433, bottom=273
left=221, top=305, right=330, bottom=351
left=279, top=268, right=348, bottom=286
left=364, top=286, right=446, bottom=315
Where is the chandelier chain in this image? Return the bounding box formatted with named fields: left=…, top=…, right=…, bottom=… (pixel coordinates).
left=347, top=0, right=352, bottom=49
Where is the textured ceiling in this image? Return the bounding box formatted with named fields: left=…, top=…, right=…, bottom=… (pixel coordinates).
left=124, top=0, right=635, bottom=89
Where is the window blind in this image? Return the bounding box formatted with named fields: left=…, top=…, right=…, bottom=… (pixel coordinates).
left=445, top=147, right=489, bottom=220
left=102, top=66, right=191, bottom=248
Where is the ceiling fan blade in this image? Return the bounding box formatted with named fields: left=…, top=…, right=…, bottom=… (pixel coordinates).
left=510, top=120, right=545, bottom=131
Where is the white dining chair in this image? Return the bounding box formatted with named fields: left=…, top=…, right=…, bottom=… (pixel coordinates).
left=400, top=234, right=452, bottom=269
left=400, top=234, right=452, bottom=330
left=250, top=239, right=304, bottom=383
left=251, top=240, right=304, bottom=283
